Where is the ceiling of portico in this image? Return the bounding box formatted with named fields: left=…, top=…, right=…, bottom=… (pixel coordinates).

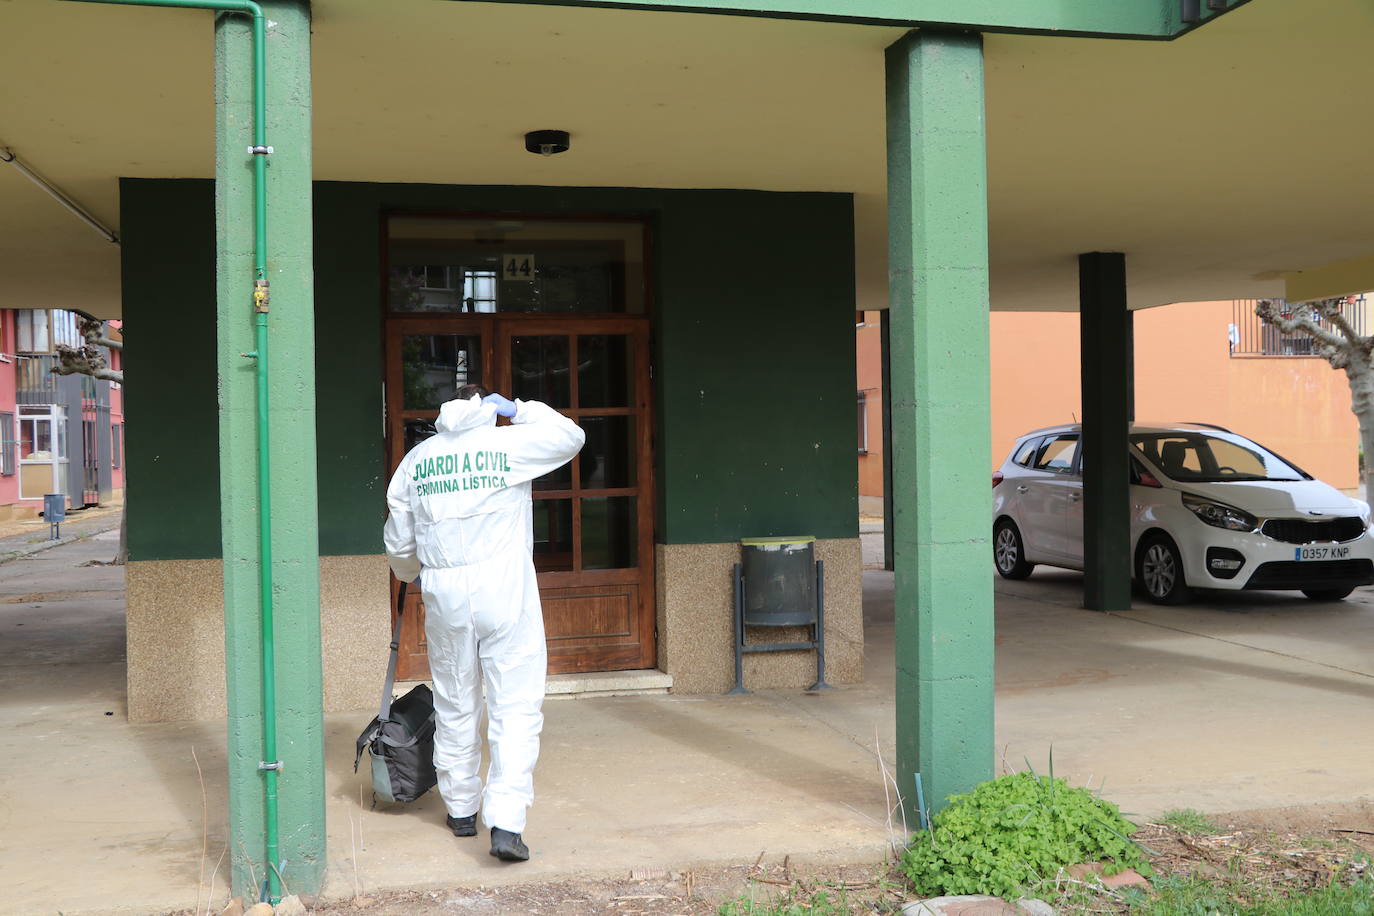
left=1, top=0, right=1370, bottom=319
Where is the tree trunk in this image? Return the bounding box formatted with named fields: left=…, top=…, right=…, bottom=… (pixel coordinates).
left=1344, top=356, right=1374, bottom=504
left=1360, top=422, right=1374, bottom=507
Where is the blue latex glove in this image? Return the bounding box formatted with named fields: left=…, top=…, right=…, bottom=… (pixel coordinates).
left=482, top=392, right=518, bottom=418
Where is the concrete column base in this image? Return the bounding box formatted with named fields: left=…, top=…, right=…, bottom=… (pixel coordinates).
left=126, top=555, right=391, bottom=722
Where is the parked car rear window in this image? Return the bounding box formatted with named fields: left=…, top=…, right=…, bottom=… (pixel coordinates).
left=1034, top=435, right=1079, bottom=473
left=1012, top=438, right=1041, bottom=467
left=1130, top=431, right=1305, bottom=482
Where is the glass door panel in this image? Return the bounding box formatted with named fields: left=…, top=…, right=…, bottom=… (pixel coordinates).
left=577, top=334, right=634, bottom=408
left=401, top=334, right=482, bottom=410
left=403, top=418, right=438, bottom=453
left=386, top=321, right=490, bottom=471
left=387, top=216, right=647, bottom=315
left=510, top=336, right=571, bottom=407
left=579, top=416, right=637, bottom=489
left=533, top=498, right=575, bottom=572
left=581, top=496, right=637, bottom=570
left=532, top=456, right=573, bottom=492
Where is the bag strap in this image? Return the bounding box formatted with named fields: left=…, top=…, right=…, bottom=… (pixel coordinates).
left=379, top=579, right=409, bottom=722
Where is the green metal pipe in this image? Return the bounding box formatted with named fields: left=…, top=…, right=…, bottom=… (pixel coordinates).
left=61, top=0, right=282, bottom=904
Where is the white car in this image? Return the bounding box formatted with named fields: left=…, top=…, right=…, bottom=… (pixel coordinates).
left=992, top=423, right=1374, bottom=604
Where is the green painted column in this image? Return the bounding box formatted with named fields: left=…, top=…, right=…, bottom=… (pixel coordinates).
left=885, top=29, right=994, bottom=818
left=881, top=308, right=895, bottom=572
left=215, top=1, right=324, bottom=898
left=1078, top=252, right=1134, bottom=611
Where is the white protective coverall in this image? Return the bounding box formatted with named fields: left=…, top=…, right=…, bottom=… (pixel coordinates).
left=383, top=395, right=585, bottom=833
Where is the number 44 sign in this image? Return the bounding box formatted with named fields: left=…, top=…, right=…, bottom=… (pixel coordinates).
left=502, top=254, right=536, bottom=282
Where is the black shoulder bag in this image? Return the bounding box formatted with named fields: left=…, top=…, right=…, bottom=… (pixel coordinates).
left=353, top=581, right=438, bottom=804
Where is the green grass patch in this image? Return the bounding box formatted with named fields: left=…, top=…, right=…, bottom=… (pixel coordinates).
left=1158, top=808, right=1218, bottom=835
left=717, top=888, right=851, bottom=916
left=901, top=769, right=1152, bottom=901
left=1123, top=875, right=1374, bottom=915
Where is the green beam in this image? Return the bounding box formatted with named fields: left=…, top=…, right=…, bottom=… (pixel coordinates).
left=1166, top=0, right=1255, bottom=37
left=886, top=29, right=994, bottom=818
left=216, top=1, right=325, bottom=898
left=1078, top=253, right=1134, bottom=612
left=443, top=0, right=1254, bottom=39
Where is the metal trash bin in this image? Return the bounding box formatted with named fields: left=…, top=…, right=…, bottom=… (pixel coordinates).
left=43, top=493, right=66, bottom=540
left=729, top=536, right=830, bottom=694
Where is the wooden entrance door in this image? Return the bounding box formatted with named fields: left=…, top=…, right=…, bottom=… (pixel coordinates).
left=384, top=317, right=655, bottom=679
left=498, top=319, right=655, bottom=673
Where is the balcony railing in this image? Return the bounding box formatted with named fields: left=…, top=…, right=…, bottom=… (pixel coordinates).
left=1230, top=297, right=1369, bottom=358
left=16, top=355, right=60, bottom=404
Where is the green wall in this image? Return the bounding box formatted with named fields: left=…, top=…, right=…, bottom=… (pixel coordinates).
left=122, top=180, right=857, bottom=560
left=652, top=190, right=857, bottom=543
left=122, top=178, right=222, bottom=560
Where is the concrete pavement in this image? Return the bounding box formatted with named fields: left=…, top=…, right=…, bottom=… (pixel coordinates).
left=3, top=532, right=1373, bottom=914
left=991, top=567, right=1374, bottom=817
left=0, top=501, right=123, bottom=562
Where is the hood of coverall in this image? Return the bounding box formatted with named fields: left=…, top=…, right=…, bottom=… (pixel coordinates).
left=435, top=396, right=498, bottom=435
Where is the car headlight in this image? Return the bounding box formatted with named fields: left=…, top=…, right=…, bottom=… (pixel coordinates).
left=1182, top=494, right=1258, bottom=532
left=1355, top=499, right=1371, bottom=524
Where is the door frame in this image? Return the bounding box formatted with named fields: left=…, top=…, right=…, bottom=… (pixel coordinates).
left=380, top=211, right=658, bottom=677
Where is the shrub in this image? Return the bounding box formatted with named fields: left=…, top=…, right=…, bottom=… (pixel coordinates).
left=901, top=770, right=1152, bottom=900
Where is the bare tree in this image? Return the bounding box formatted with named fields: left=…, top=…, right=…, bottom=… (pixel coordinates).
left=50, top=312, right=126, bottom=564
left=1256, top=296, right=1373, bottom=499
left=52, top=314, right=123, bottom=384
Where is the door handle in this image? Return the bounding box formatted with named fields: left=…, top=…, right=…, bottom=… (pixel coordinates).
left=1016, top=485, right=1029, bottom=493
left=1068, top=493, right=1082, bottom=502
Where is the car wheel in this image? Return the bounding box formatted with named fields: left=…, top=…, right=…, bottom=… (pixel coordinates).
left=1301, top=587, right=1355, bottom=601
left=993, top=520, right=1034, bottom=580
left=1136, top=534, right=1192, bottom=605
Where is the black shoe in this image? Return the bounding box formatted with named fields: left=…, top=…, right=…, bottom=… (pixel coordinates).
left=489, top=827, right=530, bottom=862
left=446, top=814, right=477, bottom=837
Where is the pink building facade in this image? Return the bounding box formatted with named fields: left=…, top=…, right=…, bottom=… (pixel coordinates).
left=857, top=300, right=1363, bottom=518
left=1, top=309, right=124, bottom=520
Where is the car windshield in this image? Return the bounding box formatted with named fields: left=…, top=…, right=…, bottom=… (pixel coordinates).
left=1130, top=430, right=1306, bottom=483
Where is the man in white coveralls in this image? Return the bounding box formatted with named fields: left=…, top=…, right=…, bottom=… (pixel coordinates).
left=383, top=384, right=585, bottom=861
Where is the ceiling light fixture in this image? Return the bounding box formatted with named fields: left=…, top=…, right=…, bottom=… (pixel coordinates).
left=524, top=130, right=571, bottom=157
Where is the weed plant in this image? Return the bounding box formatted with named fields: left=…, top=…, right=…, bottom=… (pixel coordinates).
left=901, top=768, right=1151, bottom=900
